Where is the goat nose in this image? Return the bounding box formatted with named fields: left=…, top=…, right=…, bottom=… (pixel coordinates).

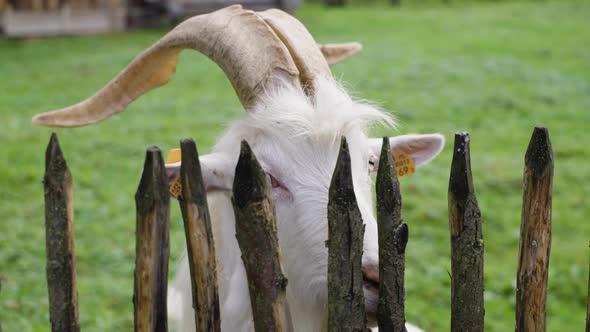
left=361, top=262, right=380, bottom=287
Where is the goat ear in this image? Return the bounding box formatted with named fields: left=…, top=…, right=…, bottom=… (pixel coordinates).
left=369, top=134, right=445, bottom=175
left=165, top=153, right=234, bottom=196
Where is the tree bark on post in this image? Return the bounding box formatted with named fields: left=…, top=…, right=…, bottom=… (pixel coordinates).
left=134, top=147, right=170, bottom=332
left=232, top=140, right=292, bottom=332
left=515, top=127, right=553, bottom=332
left=376, top=137, right=408, bottom=332
left=178, top=139, right=220, bottom=332
left=43, top=133, right=80, bottom=332
left=448, top=132, right=484, bottom=332
left=327, top=137, right=367, bottom=332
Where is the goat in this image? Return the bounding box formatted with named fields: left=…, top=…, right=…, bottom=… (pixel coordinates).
left=32, top=5, right=444, bottom=331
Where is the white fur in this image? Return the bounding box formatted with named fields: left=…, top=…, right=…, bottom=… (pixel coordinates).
left=168, top=78, right=437, bottom=332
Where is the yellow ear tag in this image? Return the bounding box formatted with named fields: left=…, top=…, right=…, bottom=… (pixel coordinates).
left=393, top=151, right=416, bottom=177
left=166, top=148, right=182, bottom=198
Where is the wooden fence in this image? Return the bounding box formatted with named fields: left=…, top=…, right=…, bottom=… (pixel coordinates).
left=40, top=126, right=585, bottom=331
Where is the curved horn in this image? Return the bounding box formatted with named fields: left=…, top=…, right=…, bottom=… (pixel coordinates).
left=319, top=42, right=363, bottom=65
left=258, top=9, right=332, bottom=94
left=32, top=5, right=300, bottom=128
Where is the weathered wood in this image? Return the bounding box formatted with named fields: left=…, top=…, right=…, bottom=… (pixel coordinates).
left=32, top=0, right=42, bottom=11
left=43, top=133, right=80, bottom=332
left=327, top=137, right=367, bottom=332
left=448, top=132, right=484, bottom=332
left=515, top=126, right=553, bottom=332
left=376, top=137, right=408, bottom=332
left=134, top=146, right=170, bottom=332
left=232, top=140, right=292, bottom=332
left=178, top=139, right=220, bottom=332
left=47, top=0, right=60, bottom=11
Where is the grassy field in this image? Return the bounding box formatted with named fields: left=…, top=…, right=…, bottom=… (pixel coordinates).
left=1, top=0, right=589, bottom=331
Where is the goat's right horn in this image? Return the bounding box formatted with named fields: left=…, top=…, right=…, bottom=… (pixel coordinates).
left=319, top=42, right=363, bottom=65
left=32, top=5, right=300, bottom=128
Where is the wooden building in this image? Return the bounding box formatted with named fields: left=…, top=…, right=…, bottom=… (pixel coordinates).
left=1, top=0, right=127, bottom=37
left=1, top=0, right=300, bottom=37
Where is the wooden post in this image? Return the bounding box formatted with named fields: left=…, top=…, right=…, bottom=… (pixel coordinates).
left=178, top=139, right=220, bottom=332
left=448, top=132, right=484, bottom=332
left=376, top=137, right=408, bottom=332
left=43, top=133, right=80, bottom=332
left=515, top=127, right=553, bottom=332
left=232, top=140, right=292, bottom=332
left=327, top=137, right=367, bottom=332
left=134, top=147, right=170, bottom=332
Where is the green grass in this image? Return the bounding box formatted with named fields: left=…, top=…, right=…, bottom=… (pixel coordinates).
left=1, top=1, right=589, bottom=331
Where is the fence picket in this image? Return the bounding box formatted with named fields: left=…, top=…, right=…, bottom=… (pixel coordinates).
left=232, top=140, right=292, bottom=332
left=326, top=137, right=367, bottom=331
left=515, top=127, right=553, bottom=332
left=376, top=137, right=408, bottom=331
left=448, top=132, right=484, bottom=332
left=134, top=147, right=170, bottom=332
left=43, top=133, right=80, bottom=332
left=178, top=139, right=220, bottom=332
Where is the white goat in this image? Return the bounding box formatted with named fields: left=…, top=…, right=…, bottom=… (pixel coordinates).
left=32, top=6, right=444, bottom=331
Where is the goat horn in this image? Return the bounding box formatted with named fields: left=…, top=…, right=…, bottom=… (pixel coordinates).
left=258, top=9, right=332, bottom=94
left=319, top=42, right=363, bottom=65
left=32, top=5, right=300, bottom=128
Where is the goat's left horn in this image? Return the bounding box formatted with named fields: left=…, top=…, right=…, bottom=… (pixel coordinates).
left=32, top=5, right=301, bottom=128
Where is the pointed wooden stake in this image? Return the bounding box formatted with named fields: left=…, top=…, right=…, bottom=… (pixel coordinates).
left=134, top=146, right=170, bottom=332
left=327, top=137, right=367, bottom=332
left=515, top=127, right=553, bottom=332
left=43, top=133, right=80, bottom=332
left=448, top=132, right=484, bottom=332
left=376, top=137, right=408, bottom=332
left=232, top=140, right=292, bottom=332
left=178, top=139, right=220, bottom=332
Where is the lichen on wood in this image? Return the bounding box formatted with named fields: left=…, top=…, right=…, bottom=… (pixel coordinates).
left=515, top=126, right=553, bottom=332
left=448, top=132, right=484, bottom=332
left=376, top=137, right=408, bottom=332
left=178, top=138, right=220, bottom=332
left=43, top=133, right=80, bottom=332
left=232, top=140, right=292, bottom=332
left=326, top=137, right=367, bottom=332
left=134, top=146, right=170, bottom=332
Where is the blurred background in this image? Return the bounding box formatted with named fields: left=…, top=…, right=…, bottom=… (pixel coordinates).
left=1, top=0, right=588, bottom=331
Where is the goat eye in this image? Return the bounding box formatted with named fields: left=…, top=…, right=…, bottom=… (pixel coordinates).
left=269, top=174, right=281, bottom=189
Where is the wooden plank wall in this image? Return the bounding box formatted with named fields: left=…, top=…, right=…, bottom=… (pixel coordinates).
left=3, top=0, right=117, bottom=12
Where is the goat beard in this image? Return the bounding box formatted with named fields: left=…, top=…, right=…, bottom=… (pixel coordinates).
left=364, top=280, right=379, bottom=326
